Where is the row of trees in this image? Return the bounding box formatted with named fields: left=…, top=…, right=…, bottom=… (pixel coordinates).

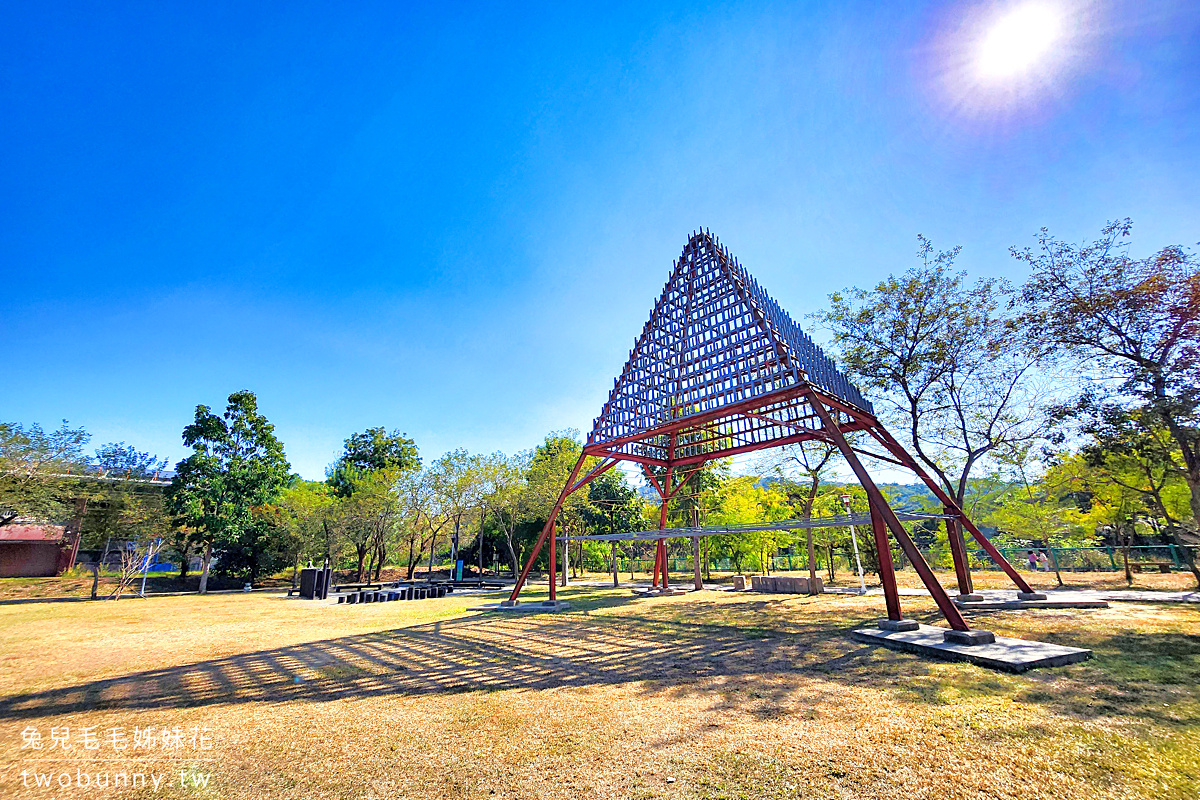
left=819, top=219, right=1199, bottom=586
left=3, top=219, right=1195, bottom=590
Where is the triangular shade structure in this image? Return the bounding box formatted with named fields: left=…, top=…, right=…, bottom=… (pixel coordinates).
left=506, top=229, right=1037, bottom=632
left=588, top=229, right=871, bottom=466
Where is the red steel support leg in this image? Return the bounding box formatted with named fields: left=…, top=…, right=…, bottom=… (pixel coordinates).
left=871, top=502, right=903, bottom=621
left=652, top=542, right=661, bottom=588
left=654, top=472, right=670, bottom=589
left=867, top=426, right=1035, bottom=594
left=508, top=456, right=588, bottom=603
left=808, top=393, right=971, bottom=631
left=945, top=509, right=975, bottom=596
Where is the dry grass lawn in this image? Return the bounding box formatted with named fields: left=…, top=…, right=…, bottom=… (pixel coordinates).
left=1, top=584, right=1197, bottom=799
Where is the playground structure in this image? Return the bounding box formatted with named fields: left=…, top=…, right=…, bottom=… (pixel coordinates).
left=505, top=229, right=1045, bottom=635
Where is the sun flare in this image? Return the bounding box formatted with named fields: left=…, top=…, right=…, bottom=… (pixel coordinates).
left=976, top=3, right=1064, bottom=81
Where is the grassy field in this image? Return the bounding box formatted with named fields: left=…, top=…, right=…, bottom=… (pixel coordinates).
left=1, top=584, right=1197, bottom=799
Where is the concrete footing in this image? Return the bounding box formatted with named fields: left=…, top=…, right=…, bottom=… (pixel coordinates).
left=470, top=600, right=571, bottom=612
left=956, top=593, right=985, bottom=602
left=943, top=628, right=996, bottom=645
left=878, top=618, right=920, bottom=632
left=852, top=624, right=1091, bottom=672
left=1018, top=592, right=1049, bottom=601
left=632, top=587, right=688, bottom=597
left=749, top=575, right=823, bottom=594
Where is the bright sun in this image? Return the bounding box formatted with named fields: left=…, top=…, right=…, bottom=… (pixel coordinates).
left=976, top=3, right=1064, bottom=81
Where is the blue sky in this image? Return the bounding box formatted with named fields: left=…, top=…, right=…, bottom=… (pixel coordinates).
left=3, top=0, right=1198, bottom=479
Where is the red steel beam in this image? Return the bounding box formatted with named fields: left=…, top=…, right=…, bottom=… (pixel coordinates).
left=866, top=425, right=1035, bottom=594
left=508, top=454, right=591, bottom=603
left=807, top=389, right=971, bottom=631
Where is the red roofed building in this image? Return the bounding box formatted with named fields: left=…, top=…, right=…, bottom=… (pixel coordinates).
left=0, top=524, right=70, bottom=577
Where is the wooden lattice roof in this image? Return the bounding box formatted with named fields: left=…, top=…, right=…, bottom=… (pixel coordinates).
left=586, top=230, right=872, bottom=466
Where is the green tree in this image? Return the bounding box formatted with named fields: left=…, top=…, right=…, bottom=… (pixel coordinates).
left=277, top=479, right=336, bottom=585
left=165, top=391, right=291, bottom=593
left=0, top=420, right=90, bottom=525
left=524, top=432, right=593, bottom=575
left=328, top=427, right=420, bottom=496
left=821, top=236, right=1048, bottom=566
left=94, top=442, right=168, bottom=478
left=1016, top=219, right=1200, bottom=581
left=429, top=449, right=484, bottom=577
left=479, top=451, right=529, bottom=577
left=760, top=441, right=838, bottom=591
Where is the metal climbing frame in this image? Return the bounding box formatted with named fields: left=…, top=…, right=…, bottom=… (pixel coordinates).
left=507, top=230, right=1034, bottom=630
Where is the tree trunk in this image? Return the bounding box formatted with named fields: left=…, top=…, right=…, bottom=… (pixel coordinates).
left=427, top=529, right=436, bottom=578
left=504, top=536, right=519, bottom=578
left=356, top=545, right=368, bottom=583
left=198, top=542, right=213, bottom=595
left=692, top=535, right=703, bottom=590
left=1048, top=545, right=1064, bottom=587
left=407, top=535, right=417, bottom=580
left=1123, top=524, right=1132, bottom=587
left=1168, top=528, right=1200, bottom=589
left=90, top=563, right=100, bottom=600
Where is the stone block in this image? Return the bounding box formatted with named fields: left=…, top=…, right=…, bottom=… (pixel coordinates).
left=943, top=629, right=997, bottom=646
left=956, top=593, right=985, bottom=603
left=878, top=618, right=920, bottom=632
left=1017, top=592, right=1048, bottom=601
left=731, top=575, right=747, bottom=591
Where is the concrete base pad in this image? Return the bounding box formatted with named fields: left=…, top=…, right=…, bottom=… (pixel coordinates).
left=878, top=618, right=920, bottom=632
left=956, top=593, right=985, bottom=602
left=470, top=600, right=571, bottom=612
left=632, top=587, right=688, bottom=597
left=959, top=598, right=1108, bottom=610
left=852, top=624, right=1092, bottom=673
left=1018, top=592, right=1049, bottom=600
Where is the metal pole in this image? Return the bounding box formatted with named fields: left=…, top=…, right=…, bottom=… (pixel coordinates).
left=612, top=542, right=619, bottom=587
left=478, top=514, right=485, bottom=587
left=138, top=539, right=158, bottom=598
left=507, top=455, right=591, bottom=603
left=549, top=520, right=557, bottom=603
left=842, top=496, right=866, bottom=593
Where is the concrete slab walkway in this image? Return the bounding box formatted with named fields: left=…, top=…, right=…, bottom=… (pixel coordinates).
left=829, top=586, right=1199, bottom=604
left=852, top=623, right=1093, bottom=672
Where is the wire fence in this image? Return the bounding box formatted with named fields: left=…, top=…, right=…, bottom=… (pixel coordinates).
left=570, top=545, right=1199, bottom=576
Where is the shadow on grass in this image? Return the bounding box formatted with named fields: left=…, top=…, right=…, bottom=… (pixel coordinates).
left=1, top=587, right=1195, bottom=727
